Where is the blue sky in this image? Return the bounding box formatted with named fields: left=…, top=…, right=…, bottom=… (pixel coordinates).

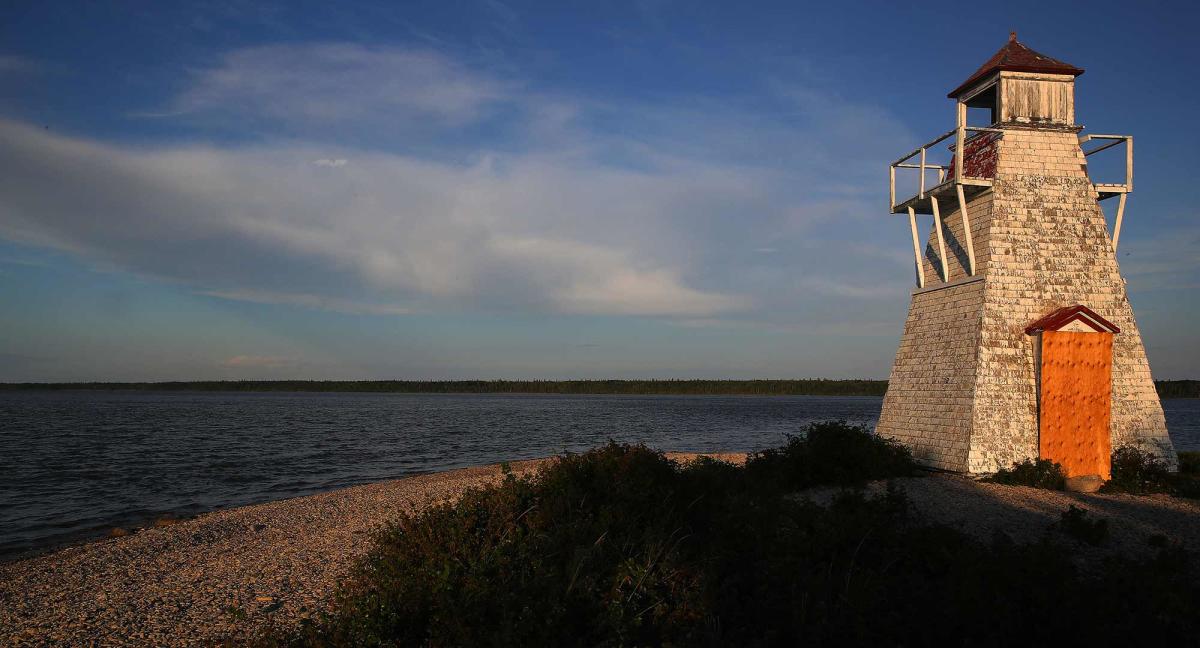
left=1, top=1, right=1197, bottom=381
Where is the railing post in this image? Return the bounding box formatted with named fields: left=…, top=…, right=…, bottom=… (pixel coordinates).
left=954, top=102, right=966, bottom=183
left=1126, top=136, right=1134, bottom=192
left=919, top=148, right=926, bottom=198
left=889, top=165, right=896, bottom=212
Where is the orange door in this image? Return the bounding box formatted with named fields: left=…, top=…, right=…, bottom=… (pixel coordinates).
left=1039, top=331, right=1113, bottom=479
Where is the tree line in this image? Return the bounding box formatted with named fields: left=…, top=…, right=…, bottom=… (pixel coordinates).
left=0, top=379, right=886, bottom=395
left=1, top=379, right=1197, bottom=397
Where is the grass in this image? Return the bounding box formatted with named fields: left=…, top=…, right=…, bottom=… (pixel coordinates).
left=263, top=422, right=1200, bottom=646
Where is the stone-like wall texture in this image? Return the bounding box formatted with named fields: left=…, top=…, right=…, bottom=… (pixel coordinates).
left=877, top=279, right=984, bottom=471
left=878, top=127, right=1176, bottom=473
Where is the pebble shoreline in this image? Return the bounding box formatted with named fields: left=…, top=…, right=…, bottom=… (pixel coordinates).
left=0, top=453, right=741, bottom=646
left=0, top=459, right=554, bottom=646
left=3, top=454, right=1199, bottom=646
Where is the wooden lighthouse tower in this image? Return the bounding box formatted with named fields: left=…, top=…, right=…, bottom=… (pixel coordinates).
left=876, top=34, right=1177, bottom=476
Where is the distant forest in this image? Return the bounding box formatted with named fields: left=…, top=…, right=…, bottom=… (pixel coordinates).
left=1, top=379, right=1198, bottom=398
left=1156, top=380, right=1200, bottom=399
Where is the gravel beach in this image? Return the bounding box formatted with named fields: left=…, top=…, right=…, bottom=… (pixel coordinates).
left=0, top=453, right=739, bottom=646
left=0, top=459, right=552, bottom=646
left=3, top=454, right=1199, bottom=646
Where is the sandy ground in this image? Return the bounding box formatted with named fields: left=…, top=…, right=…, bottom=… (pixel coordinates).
left=3, top=454, right=1199, bottom=646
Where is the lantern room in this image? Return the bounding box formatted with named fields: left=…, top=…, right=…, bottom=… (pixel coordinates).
left=949, top=31, right=1084, bottom=128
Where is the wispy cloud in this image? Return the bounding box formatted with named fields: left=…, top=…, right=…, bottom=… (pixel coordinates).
left=171, top=44, right=511, bottom=128
left=0, top=55, right=38, bottom=74
left=0, top=41, right=917, bottom=324
left=797, top=277, right=910, bottom=300
left=200, top=289, right=414, bottom=315
left=1118, top=224, right=1200, bottom=292
left=0, top=118, right=748, bottom=317
left=221, top=354, right=294, bottom=368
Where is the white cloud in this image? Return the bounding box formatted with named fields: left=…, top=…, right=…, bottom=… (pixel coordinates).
left=199, top=289, right=414, bottom=315
left=797, top=277, right=909, bottom=300
left=0, top=119, right=747, bottom=317
left=172, top=44, right=510, bottom=127
left=0, top=42, right=920, bottom=324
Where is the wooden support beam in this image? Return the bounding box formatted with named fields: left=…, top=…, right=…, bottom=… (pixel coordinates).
left=931, top=196, right=949, bottom=282
left=1112, top=192, right=1127, bottom=253
left=907, top=206, right=925, bottom=289
left=956, top=184, right=976, bottom=276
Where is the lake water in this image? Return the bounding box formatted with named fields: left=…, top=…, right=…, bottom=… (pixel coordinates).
left=1, top=391, right=1197, bottom=560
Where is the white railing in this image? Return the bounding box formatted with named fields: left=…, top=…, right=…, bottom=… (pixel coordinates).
left=888, top=125, right=1002, bottom=289
left=888, top=126, right=1003, bottom=212
left=1079, top=133, right=1133, bottom=250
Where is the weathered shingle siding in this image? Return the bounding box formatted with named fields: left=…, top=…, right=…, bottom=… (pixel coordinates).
left=879, top=127, right=1176, bottom=473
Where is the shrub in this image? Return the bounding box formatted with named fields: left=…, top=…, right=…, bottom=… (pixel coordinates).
left=1058, top=505, right=1108, bottom=546
left=1178, top=451, right=1200, bottom=475
left=743, top=420, right=918, bottom=491
left=273, top=435, right=1200, bottom=647
left=1171, top=475, right=1200, bottom=499
left=1102, top=446, right=1173, bottom=495
left=985, top=458, right=1066, bottom=490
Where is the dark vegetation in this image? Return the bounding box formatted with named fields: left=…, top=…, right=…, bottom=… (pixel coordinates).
left=1, top=379, right=888, bottom=396
left=1102, top=447, right=1200, bottom=499
left=744, top=420, right=917, bottom=490
left=3, top=379, right=1196, bottom=397
left=1058, top=505, right=1108, bottom=546
left=986, top=449, right=1200, bottom=498
left=984, top=458, right=1067, bottom=490
left=269, top=423, right=1200, bottom=646
left=1154, top=379, right=1200, bottom=399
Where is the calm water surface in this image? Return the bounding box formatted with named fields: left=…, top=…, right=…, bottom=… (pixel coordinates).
left=1, top=391, right=1196, bottom=560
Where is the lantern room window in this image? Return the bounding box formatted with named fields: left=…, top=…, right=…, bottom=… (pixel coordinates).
left=962, top=82, right=998, bottom=128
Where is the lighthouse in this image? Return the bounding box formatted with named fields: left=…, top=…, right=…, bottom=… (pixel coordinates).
left=876, top=34, right=1177, bottom=477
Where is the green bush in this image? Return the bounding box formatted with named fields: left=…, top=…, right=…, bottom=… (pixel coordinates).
left=1100, top=447, right=1200, bottom=500
left=743, top=420, right=918, bottom=491
left=1102, top=446, right=1173, bottom=495
left=274, top=431, right=1200, bottom=647
left=985, top=458, right=1066, bottom=490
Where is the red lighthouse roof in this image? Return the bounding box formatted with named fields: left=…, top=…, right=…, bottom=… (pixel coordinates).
left=948, top=32, right=1084, bottom=98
